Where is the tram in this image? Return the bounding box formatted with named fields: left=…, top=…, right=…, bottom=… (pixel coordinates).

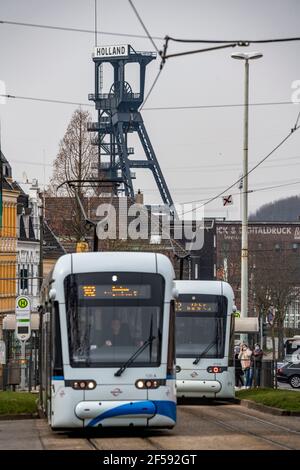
left=39, top=252, right=177, bottom=429
left=175, top=280, right=235, bottom=399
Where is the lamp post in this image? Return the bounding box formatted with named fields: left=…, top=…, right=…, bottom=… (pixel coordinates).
left=231, top=51, right=263, bottom=319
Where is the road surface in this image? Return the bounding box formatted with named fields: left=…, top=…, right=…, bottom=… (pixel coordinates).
left=1, top=402, right=299, bottom=450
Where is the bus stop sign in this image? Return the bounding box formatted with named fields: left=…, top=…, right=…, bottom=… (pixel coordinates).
left=15, top=295, right=31, bottom=342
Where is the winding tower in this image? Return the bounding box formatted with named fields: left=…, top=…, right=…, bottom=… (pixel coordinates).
left=88, top=44, right=175, bottom=212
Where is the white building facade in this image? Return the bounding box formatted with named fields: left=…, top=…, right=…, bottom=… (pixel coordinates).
left=16, top=180, right=41, bottom=312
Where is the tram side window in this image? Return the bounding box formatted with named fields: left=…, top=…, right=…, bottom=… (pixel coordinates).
left=51, top=301, right=63, bottom=376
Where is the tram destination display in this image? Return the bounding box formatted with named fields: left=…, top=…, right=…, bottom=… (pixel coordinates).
left=175, top=301, right=218, bottom=313
left=79, top=284, right=151, bottom=299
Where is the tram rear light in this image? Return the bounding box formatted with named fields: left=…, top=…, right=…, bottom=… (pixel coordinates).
left=145, top=380, right=153, bottom=388
left=207, top=366, right=222, bottom=373
left=79, top=381, right=86, bottom=389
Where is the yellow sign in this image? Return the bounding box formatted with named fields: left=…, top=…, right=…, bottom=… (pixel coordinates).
left=76, top=242, right=89, bottom=253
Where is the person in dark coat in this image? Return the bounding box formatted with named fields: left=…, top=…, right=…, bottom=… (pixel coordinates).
left=252, top=343, right=263, bottom=387
left=234, top=346, right=244, bottom=388
left=104, top=319, right=134, bottom=347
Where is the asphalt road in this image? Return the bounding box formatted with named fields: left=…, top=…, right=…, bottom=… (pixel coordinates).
left=278, top=382, right=300, bottom=391
left=1, top=403, right=300, bottom=450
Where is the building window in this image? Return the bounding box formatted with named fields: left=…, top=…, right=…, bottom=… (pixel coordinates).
left=292, top=243, right=298, bottom=251
left=20, top=268, right=28, bottom=291
left=275, top=243, right=281, bottom=252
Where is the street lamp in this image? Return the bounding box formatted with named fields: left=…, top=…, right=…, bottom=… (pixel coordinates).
left=231, top=51, right=263, bottom=319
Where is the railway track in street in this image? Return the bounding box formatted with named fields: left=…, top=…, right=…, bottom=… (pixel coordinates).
left=32, top=403, right=300, bottom=451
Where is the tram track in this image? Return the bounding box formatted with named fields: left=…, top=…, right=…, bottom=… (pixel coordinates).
left=179, top=405, right=298, bottom=450
left=86, top=431, right=166, bottom=451
left=218, top=405, right=300, bottom=435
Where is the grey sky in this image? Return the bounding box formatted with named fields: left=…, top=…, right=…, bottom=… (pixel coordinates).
left=0, top=0, right=300, bottom=219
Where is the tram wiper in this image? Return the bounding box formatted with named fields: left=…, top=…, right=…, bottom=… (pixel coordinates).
left=193, top=340, right=216, bottom=365
left=114, top=335, right=156, bottom=377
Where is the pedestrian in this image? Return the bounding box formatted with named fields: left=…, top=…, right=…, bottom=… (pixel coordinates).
left=252, top=343, right=263, bottom=387
left=238, top=343, right=252, bottom=388
left=234, top=346, right=244, bottom=389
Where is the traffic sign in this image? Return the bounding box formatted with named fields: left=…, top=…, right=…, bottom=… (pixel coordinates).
left=15, top=295, right=31, bottom=342
left=222, top=195, right=233, bottom=206
left=16, top=295, right=31, bottom=316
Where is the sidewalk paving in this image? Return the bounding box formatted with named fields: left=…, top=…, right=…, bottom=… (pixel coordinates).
left=0, top=419, right=43, bottom=450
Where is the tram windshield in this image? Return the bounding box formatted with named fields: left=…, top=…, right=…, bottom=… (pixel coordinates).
left=175, top=294, right=227, bottom=358
left=64, top=272, right=164, bottom=367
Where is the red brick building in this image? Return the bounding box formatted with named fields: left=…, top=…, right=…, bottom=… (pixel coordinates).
left=216, top=221, right=300, bottom=328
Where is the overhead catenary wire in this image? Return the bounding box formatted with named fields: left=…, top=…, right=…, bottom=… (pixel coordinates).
left=166, top=35, right=300, bottom=45
left=143, top=101, right=297, bottom=111
left=180, top=121, right=300, bottom=218
left=94, top=0, right=98, bottom=47
left=127, top=0, right=160, bottom=54
left=0, top=93, right=297, bottom=111
left=160, top=34, right=300, bottom=67
left=126, top=0, right=164, bottom=110
left=2, top=19, right=300, bottom=46
left=163, top=42, right=237, bottom=60
left=0, top=93, right=93, bottom=107
left=180, top=180, right=300, bottom=206
left=140, top=68, right=163, bottom=110
left=0, top=19, right=164, bottom=41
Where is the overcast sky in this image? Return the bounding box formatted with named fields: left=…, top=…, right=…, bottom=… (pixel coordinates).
left=0, top=0, right=300, bottom=220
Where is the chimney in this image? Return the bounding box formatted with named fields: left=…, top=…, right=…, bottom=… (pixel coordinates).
left=135, top=189, right=144, bottom=205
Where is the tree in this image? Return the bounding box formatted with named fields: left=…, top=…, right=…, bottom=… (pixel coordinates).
left=252, top=244, right=298, bottom=360
left=49, top=109, right=97, bottom=241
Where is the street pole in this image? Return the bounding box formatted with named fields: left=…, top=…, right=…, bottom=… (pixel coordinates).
left=231, top=51, right=263, bottom=328
left=241, top=59, right=249, bottom=320
left=39, top=198, right=44, bottom=290
left=20, top=341, right=26, bottom=390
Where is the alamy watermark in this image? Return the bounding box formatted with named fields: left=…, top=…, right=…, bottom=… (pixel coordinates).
left=291, top=80, right=300, bottom=104
left=95, top=200, right=205, bottom=251
left=0, top=80, right=6, bottom=104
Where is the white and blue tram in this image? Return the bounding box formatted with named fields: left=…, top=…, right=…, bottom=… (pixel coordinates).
left=175, top=280, right=235, bottom=399
left=39, top=252, right=177, bottom=429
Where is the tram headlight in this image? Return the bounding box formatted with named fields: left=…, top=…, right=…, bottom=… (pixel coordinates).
left=87, top=380, right=96, bottom=390
left=135, top=379, right=164, bottom=389
left=71, top=380, right=97, bottom=390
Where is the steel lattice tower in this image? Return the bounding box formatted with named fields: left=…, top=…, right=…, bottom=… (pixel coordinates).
left=88, top=44, right=175, bottom=212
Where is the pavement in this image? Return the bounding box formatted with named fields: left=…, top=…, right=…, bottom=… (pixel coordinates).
left=0, top=403, right=300, bottom=450
left=0, top=419, right=43, bottom=450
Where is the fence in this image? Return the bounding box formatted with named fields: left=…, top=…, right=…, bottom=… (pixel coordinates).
left=235, top=359, right=277, bottom=388
left=1, top=330, right=39, bottom=391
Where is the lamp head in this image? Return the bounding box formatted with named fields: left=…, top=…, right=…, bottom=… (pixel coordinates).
left=231, top=51, right=263, bottom=61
